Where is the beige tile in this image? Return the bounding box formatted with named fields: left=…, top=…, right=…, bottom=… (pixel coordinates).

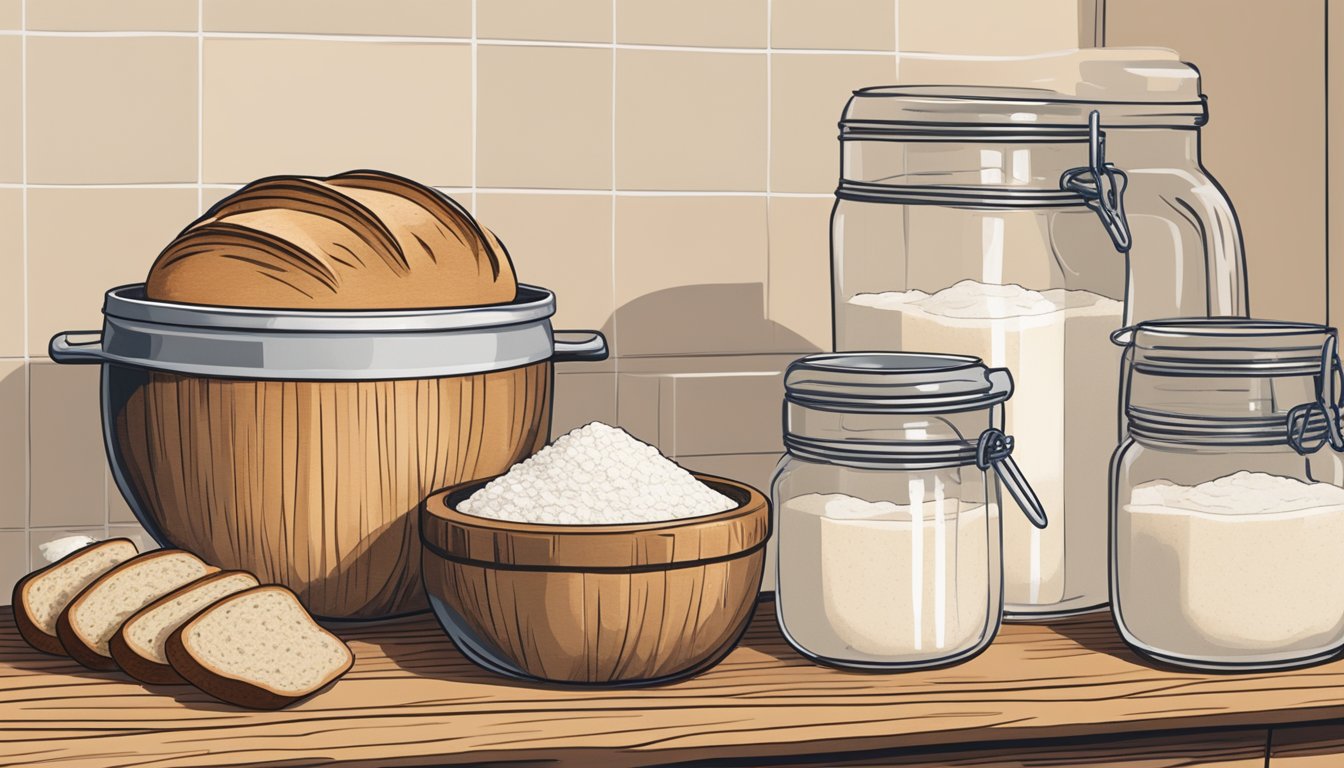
left=771, top=53, right=890, bottom=193
left=27, top=37, right=195, bottom=184
left=107, top=522, right=159, bottom=553
left=767, top=196, right=831, bottom=351
left=1109, top=0, right=1325, bottom=323
left=28, top=188, right=199, bottom=351
left=29, top=361, right=105, bottom=528
left=551, top=370, right=617, bottom=437
left=616, top=0, right=766, bottom=48
left=28, top=0, right=196, bottom=31
left=474, top=193, right=614, bottom=333
left=616, top=354, right=797, bottom=456
left=107, top=467, right=137, bottom=525
left=0, top=0, right=18, bottom=29
left=614, top=196, right=772, bottom=355
left=203, top=39, right=471, bottom=186
left=477, top=46, right=611, bottom=189
left=0, top=190, right=22, bottom=356
left=0, top=360, right=25, bottom=530
left=616, top=50, right=766, bottom=191
left=29, top=527, right=106, bottom=569
left=771, top=0, right=894, bottom=51
left=0, top=530, right=25, bottom=604
left=479, top=0, right=611, bottom=43
left=204, top=0, right=469, bottom=37
left=0, top=37, right=20, bottom=183
left=898, top=0, right=1083, bottom=55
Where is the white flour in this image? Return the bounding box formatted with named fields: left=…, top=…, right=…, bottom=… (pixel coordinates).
left=459, top=422, right=736, bottom=524
left=1121, top=471, right=1344, bottom=655
left=778, top=492, right=994, bottom=659
left=848, top=280, right=1122, bottom=612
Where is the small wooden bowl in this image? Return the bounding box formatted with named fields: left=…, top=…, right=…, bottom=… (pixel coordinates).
left=419, top=473, right=770, bottom=686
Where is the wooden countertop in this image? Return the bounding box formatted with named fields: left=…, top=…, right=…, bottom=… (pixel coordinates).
left=4, top=599, right=1344, bottom=768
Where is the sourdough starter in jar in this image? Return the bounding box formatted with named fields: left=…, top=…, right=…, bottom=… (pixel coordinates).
left=848, top=280, right=1122, bottom=613
left=779, top=492, right=994, bottom=657
left=1120, top=471, right=1344, bottom=655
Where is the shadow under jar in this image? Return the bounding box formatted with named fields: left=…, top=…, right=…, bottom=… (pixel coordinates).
left=773, top=353, right=1047, bottom=670
left=49, top=284, right=607, bottom=620
left=831, top=69, right=1248, bottom=621
left=1112, top=319, right=1344, bottom=671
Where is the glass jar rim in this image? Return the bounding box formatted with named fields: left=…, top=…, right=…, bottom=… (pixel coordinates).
left=1118, top=318, right=1335, bottom=377
left=842, top=85, right=1208, bottom=133
left=784, top=352, right=1012, bottom=414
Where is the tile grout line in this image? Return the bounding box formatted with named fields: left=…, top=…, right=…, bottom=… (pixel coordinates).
left=196, top=0, right=203, bottom=214
left=0, top=182, right=832, bottom=197
left=20, top=0, right=29, bottom=568
left=611, top=0, right=619, bottom=423
left=764, top=0, right=772, bottom=336
left=470, top=0, right=477, bottom=213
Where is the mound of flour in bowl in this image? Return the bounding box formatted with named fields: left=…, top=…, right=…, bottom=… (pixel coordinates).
left=459, top=422, right=737, bottom=524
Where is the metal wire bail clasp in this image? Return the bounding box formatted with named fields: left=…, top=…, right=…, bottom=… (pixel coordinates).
left=976, top=428, right=1048, bottom=529
left=1060, top=110, right=1132, bottom=254
left=1288, top=333, right=1344, bottom=455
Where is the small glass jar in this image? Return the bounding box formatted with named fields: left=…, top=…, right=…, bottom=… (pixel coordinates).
left=773, top=353, right=1047, bottom=670
left=1112, top=319, right=1344, bottom=670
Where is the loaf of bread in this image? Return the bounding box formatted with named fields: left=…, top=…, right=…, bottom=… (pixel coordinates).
left=145, top=170, right=517, bottom=310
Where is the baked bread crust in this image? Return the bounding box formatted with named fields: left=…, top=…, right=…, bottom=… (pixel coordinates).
left=145, top=170, right=517, bottom=310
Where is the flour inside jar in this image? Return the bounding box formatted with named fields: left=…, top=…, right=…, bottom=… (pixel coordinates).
left=848, top=280, right=1122, bottom=614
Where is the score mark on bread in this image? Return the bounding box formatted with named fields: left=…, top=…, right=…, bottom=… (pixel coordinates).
left=145, top=169, right=518, bottom=310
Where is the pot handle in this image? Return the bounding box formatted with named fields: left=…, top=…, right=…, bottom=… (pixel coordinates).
left=553, top=330, right=609, bottom=363
left=49, top=331, right=108, bottom=365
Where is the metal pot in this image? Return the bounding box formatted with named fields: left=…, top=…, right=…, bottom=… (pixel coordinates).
left=51, top=284, right=607, bottom=620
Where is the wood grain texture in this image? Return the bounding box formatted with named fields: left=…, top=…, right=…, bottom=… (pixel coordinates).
left=422, top=475, right=768, bottom=683
left=789, top=729, right=1268, bottom=767
left=1269, top=722, right=1344, bottom=765
left=1, top=602, right=1343, bottom=768
left=111, top=363, right=551, bottom=619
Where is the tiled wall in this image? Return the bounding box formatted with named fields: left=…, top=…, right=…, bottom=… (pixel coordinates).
left=7, top=0, right=1323, bottom=598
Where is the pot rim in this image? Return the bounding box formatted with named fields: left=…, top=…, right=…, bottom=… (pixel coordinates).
left=102, top=283, right=556, bottom=333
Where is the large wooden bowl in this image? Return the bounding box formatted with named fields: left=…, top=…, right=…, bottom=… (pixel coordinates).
left=419, top=474, right=770, bottom=685
left=110, top=363, right=551, bottom=620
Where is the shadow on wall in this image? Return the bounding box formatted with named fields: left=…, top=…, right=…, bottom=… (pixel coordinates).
left=611, top=283, right=821, bottom=358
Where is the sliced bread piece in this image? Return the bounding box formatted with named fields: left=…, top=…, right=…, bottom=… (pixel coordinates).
left=110, top=570, right=260, bottom=685
left=165, top=586, right=354, bottom=710
left=57, top=549, right=215, bottom=670
left=12, top=538, right=139, bottom=656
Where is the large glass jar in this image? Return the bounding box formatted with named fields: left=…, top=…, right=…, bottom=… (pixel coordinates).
left=773, top=353, right=1047, bottom=670
left=832, top=63, right=1247, bottom=619
left=1112, top=320, right=1344, bottom=671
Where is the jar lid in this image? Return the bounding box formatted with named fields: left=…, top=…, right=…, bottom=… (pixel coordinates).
left=841, top=49, right=1206, bottom=133
left=784, top=352, right=1012, bottom=414
left=1122, top=318, right=1334, bottom=377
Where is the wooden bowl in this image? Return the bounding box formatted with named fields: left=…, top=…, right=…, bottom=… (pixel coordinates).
left=419, top=474, right=770, bottom=685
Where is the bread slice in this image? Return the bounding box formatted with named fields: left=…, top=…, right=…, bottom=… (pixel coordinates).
left=56, top=549, right=215, bottom=670
left=110, top=570, right=260, bottom=685
left=12, top=538, right=139, bottom=655
left=165, top=586, right=353, bottom=710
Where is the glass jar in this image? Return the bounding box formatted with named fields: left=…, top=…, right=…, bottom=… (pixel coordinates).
left=831, top=62, right=1247, bottom=620
left=773, top=352, right=1047, bottom=670
left=1112, top=319, right=1344, bottom=670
